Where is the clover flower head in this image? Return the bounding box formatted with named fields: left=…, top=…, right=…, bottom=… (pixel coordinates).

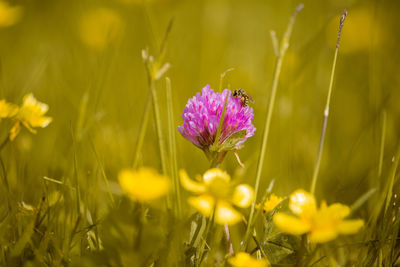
left=180, top=168, right=254, bottom=225
left=228, top=252, right=269, bottom=267
left=273, top=189, right=364, bottom=243
left=118, top=167, right=170, bottom=202
left=177, top=85, right=255, bottom=163
left=10, top=93, right=52, bottom=141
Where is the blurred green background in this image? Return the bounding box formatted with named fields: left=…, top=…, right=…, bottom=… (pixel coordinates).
left=0, top=0, right=399, bottom=264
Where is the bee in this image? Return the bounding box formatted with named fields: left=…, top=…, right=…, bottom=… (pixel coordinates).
left=232, top=89, right=254, bottom=107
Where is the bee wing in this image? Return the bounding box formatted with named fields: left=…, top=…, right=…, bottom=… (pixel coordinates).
left=246, top=93, right=255, bottom=103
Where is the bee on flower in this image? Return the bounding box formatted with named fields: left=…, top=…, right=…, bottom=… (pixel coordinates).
left=273, top=189, right=364, bottom=243
left=177, top=85, right=255, bottom=165
left=180, top=168, right=254, bottom=225
left=9, top=93, right=52, bottom=141
left=118, top=167, right=170, bottom=202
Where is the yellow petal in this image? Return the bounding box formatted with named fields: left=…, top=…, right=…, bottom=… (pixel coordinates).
left=23, top=93, right=49, bottom=114
left=326, top=203, right=350, bottom=220
left=9, top=121, right=20, bottom=141
left=188, top=195, right=214, bottom=217
left=203, top=168, right=230, bottom=185
left=308, top=228, right=338, bottom=243
left=228, top=252, right=269, bottom=267
left=0, top=1, right=22, bottom=28
left=0, top=99, right=18, bottom=119
left=118, top=168, right=170, bottom=202
left=232, top=184, right=254, bottom=208
left=289, top=189, right=317, bottom=217
left=179, top=169, right=206, bottom=193
left=273, top=212, right=311, bottom=235
left=215, top=201, right=242, bottom=225
left=337, top=219, right=364, bottom=234
left=263, top=194, right=283, bottom=212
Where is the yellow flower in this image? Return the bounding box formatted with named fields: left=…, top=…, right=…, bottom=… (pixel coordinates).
left=0, top=1, right=22, bottom=28
left=10, top=93, right=52, bottom=141
left=228, top=252, right=269, bottom=267
left=118, top=167, right=170, bottom=202
left=79, top=7, right=124, bottom=50
left=0, top=99, right=18, bottom=120
left=262, top=194, right=283, bottom=213
left=180, top=168, right=254, bottom=225
left=273, top=189, right=364, bottom=243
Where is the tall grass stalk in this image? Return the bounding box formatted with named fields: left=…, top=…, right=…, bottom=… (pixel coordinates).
left=132, top=91, right=152, bottom=169
left=133, top=19, right=173, bottom=171
left=310, top=10, right=347, bottom=194
left=242, top=4, right=303, bottom=250
left=166, top=77, right=182, bottom=217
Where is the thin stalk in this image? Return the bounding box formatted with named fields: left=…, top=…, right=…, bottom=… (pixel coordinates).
left=242, top=4, right=303, bottom=251
left=378, top=111, right=387, bottom=178
left=310, top=10, right=347, bottom=195
left=149, top=79, right=168, bottom=176
left=218, top=68, right=234, bottom=93
left=0, top=135, right=9, bottom=152
left=166, top=77, right=182, bottom=217
left=196, top=205, right=216, bottom=267
left=132, top=90, right=152, bottom=169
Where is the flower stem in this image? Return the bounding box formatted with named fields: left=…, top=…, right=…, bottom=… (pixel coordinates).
left=0, top=135, right=9, bottom=152
left=166, top=77, right=182, bottom=217
left=149, top=79, right=168, bottom=175
left=310, top=9, right=347, bottom=195
left=132, top=90, right=152, bottom=170
left=242, top=4, right=303, bottom=251
left=196, top=205, right=216, bottom=267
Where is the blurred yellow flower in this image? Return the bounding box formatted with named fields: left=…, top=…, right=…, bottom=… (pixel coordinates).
left=10, top=93, right=52, bottom=141
left=0, top=1, right=22, bottom=28
left=79, top=7, right=124, bottom=50
left=180, top=168, right=254, bottom=225
left=273, top=189, right=364, bottom=243
left=118, top=167, right=170, bottom=202
left=228, top=252, right=269, bottom=267
left=262, top=194, right=283, bottom=213
left=0, top=99, right=18, bottom=120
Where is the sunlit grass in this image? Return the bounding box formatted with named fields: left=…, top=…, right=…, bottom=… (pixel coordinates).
left=0, top=0, right=399, bottom=266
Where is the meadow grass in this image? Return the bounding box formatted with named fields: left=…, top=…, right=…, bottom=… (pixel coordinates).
left=0, top=1, right=399, bottom=266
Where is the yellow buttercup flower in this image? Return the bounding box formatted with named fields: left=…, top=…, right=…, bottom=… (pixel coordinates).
left=180, top=168, right=254, bottom=225
left=273, top=189, right=364, bottom=243
left=228, top=252, right=269, bottom=267
left=118, top=167, right=170, bottom=202
left=262, top=194, right=283, bottom=213
left=0, top=1, right=22, bottom=28
left=0, top=99, right=18, bottom=120
left=10, top=93, right=52, bottom=141
left=79, top=7, right=124, bottom=50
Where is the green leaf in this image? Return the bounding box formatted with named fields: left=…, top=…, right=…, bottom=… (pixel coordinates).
left=217, top=130, right=247, bottom=152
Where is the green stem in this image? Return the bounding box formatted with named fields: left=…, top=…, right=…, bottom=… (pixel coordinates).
left=166, top=77, right=182, bottom=217
left=242, top=4, right=303, bottom=251
left=150, top=79, right=168, bottom=176
left=310, top=10, right=347, bottom=195
left=0, top=135, right=9, bottom=152
left=132, top=89, right=152, bottom=170
left=196, top=206, right=216, bottom=267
